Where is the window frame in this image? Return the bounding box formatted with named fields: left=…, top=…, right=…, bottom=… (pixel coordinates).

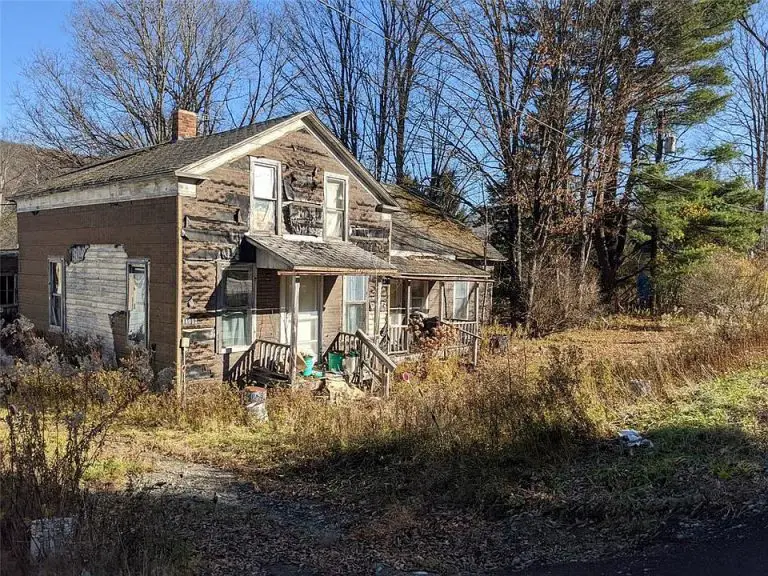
left=343, top=275, right=368, bottom=334
left=126, top=259, right=150, bottom=348
left=452, top=281, right=474, bottom=321
left=0, top=272, right=18, bottom=308
left=323, top=172, right=349, bottom=241
left=47, top=257, right=65, bottom=331
left=249, top=157, right=282, bottom=235
left=216, top=262, right=256, bottom=354
left=410, top=280, right=429, bottom=314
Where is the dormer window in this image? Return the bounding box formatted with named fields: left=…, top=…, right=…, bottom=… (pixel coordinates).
left=250, top=158, right=281, bottom=233
left=324, top=173, right=347, bottom=240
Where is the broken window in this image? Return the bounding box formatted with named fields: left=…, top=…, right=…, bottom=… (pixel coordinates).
left=127, top=261, right=149, bottom=346
left=219, top=265, right=254, bottom=351
left=344, top=275, right=368, bottom=333
left=324, top=175, right=347, bottom=240
left=48, top=258, right=64, bottom=329
left=250, top=159, right=280, bottom=233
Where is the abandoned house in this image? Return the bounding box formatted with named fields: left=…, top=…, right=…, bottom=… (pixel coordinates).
left=13, top=110, right=504, bottom=390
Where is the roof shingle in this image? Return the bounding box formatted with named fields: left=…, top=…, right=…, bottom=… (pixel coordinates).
left=18, top=113, right=303, bottom=197
left=387, top=185, right=505, bottom=262
left=245, top=235, right=396, bottom=273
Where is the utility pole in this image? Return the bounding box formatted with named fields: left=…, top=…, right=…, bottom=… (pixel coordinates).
left=649, top=108, right=666, bottom=312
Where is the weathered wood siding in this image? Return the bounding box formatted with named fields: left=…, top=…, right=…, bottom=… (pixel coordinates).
left=17, top=197, right=180, bottom=368
left=64, top=244, right=129, bottom=363
left=180, top=127, right=392, bottom=381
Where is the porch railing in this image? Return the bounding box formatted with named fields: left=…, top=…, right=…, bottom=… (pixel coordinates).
left=387, top=324, right=409, bottom=354
left=443, top=320, right=480, bottom=365
left=227, top=338, right=291, bottom=383
left=325, top=330, right=397, bottom=396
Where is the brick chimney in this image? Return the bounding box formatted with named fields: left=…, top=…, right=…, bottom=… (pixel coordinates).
left=171, top=109, right=197, bottom=141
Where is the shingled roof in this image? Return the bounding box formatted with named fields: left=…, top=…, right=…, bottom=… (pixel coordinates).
left=245, top=235, right=396, bottom=274
left=17, top=113, right=303, bottom=198
left=387, top=185, right=505, bottom=262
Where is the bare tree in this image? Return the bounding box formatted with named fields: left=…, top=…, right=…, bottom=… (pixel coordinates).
left=15, top=0, right=252, bottom=159
left=284, top=0, right=369, bottom=158
left=728, top=5, right=768, bottom=215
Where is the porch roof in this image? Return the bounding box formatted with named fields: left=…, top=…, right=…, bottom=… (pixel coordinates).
left=390, top=255, right=491, bottom=280
left=244, top=234, right=397, bottom=275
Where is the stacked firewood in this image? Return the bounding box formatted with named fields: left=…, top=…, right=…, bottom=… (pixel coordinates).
left=408, top=312, right=455, bottom=351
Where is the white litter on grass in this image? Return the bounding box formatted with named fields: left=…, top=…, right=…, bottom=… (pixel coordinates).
left=619, top=429, right=654, bottom=448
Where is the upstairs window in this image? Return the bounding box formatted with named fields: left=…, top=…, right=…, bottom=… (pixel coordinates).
left=250, top=158, right=280, bottom=233
left=48, top=258, right=64, bottom=329
left=344, top=276, right=368, bottom=333
left=324, top=174, right=347, bottom=240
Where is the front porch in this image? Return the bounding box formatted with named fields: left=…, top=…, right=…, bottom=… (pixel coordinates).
left=221, top=240, right=490, bottom=392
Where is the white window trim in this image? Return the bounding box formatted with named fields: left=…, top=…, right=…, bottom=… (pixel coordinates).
left=216, top=262, right=257, bottom=354
left=452, top=281, right=473, bottom=321
left=249, top=157, right=282, bottom=235
left=126, top=259, right=150, bottom=347
left=48, top=257, right=65, bottom=332
left=343, top=275, right=368, bottom=334
left=323, top=172, right=349, bottom=241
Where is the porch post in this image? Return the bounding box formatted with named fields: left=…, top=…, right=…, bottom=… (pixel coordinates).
left=438, top=281, right=444, bottom=321
left=289, top=275, right=300, bottom=383
left=405, top=280, right=412, bottom=351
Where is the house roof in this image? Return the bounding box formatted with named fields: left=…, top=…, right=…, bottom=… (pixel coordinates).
left=16, top=113, right=398, bottom=209
left=17, top=114, right=302, bottom=198
left=390, top=256, right=490, bottom=280
left=245, top=235, right=396, bottom=275
left=387, top=185, right=505, bottom=262
left=0, top=207, right=18, bottom=251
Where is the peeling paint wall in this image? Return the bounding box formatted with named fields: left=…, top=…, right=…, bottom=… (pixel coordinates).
left=65, top=244, right=128, bottom=364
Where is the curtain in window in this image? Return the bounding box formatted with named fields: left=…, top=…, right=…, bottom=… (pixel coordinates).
left=345, top=276, right=367, bottom=333
left=221, top=267, right=252, bottom=349
left=325, top=178, right=345, bottom=238
left=49, top=261, right=63, bottom=327
left=251, top=162, right=277, bottom=232
left=453, top=281, right=470, bottom=320
left=223, top=311, right=249, bottom=348
left=127, top=265, right=148, bottom=345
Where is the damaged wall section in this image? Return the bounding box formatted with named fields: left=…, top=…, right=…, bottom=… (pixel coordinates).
left=64, top=244, right=129, bottom=364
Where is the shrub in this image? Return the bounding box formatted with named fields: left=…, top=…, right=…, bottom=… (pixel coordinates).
left=677, top=250, right=768, bottom=317
left=527, top=252, right=602, bottom=335
left=0, top=325, right=148, bottom=568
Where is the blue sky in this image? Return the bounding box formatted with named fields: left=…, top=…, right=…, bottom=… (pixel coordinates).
left=0, top=0, right=73, bottom=129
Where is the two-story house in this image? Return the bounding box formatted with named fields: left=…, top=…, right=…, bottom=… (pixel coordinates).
left=14, top=110, right=504, bottom=390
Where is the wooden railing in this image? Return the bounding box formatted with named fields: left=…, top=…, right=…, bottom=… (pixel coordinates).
left=443, top=320, right=480, bottom=365
left=324, top=330, right=397, bottom=396
left=355, top=329, right=397, bottom=396
left=227, top=338, right=291, bottom=383
left=325, top=331, right=359, bottom=357
left=387, top=324, right=409, bottom=354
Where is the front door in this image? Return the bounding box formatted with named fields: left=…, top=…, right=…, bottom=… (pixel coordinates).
left=281, top=276, right=321, bottom=359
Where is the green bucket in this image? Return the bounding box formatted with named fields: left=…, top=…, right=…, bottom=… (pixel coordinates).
left=328, top=351, right=344, bottom=372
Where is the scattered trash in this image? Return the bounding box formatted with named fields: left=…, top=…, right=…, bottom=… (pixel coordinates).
left=243, top=386, right=268, bottom=422
left=324, top=376, right=365, bottom=403
left=619, top=429, right=654, bottom=449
